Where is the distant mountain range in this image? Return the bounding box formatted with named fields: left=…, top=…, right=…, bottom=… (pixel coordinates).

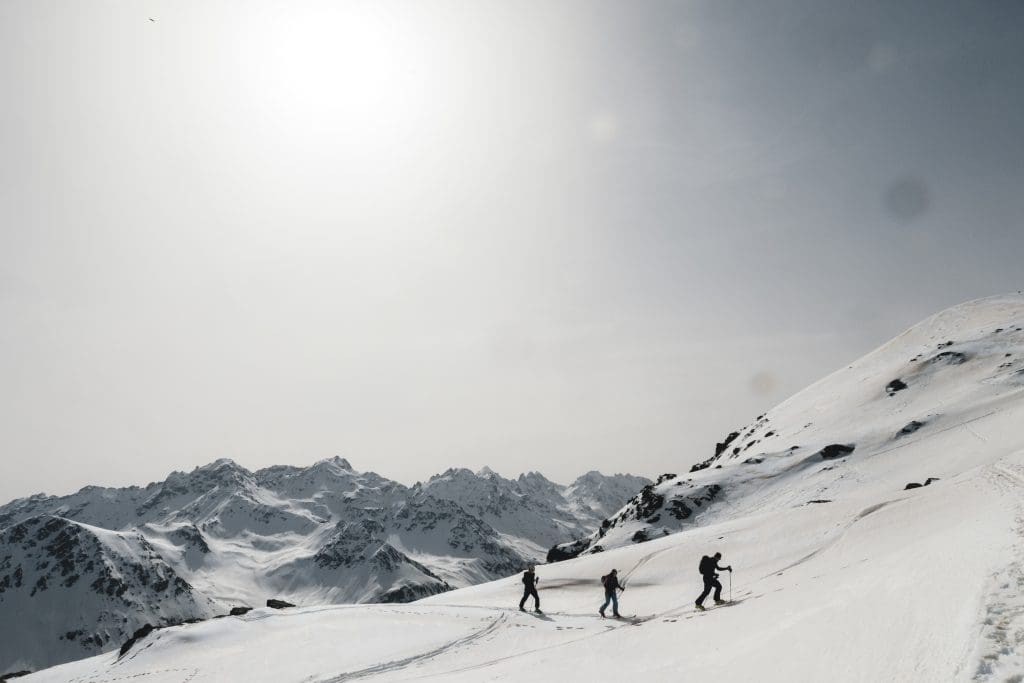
left=0, top=459, right=648, bottom=673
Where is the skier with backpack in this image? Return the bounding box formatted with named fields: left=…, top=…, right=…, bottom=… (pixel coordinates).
left=519, top=564, right=541, bottom=613
left=599, top=568, right=624, bottom=618
left=695, top=552, right=732, bottom=610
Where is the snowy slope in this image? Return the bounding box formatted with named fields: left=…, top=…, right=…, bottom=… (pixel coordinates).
left=0, top=516, right=218, bottom=675
left=552, top=293, right=1024, bottom=559
left=0, top=458, right=643, bottom=673
left=23, top=445, right=1024, bottom=682
left=18, top=293, right=1024, bottom=682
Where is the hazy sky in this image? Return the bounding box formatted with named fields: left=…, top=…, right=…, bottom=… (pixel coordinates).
left=2, top=0, right=1023, bottom=502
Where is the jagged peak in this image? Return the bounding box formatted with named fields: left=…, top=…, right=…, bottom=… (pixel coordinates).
left=197, top=457, right=247, bottom=472
left=154, top=459, right=256, bottom=498
left=570, top=471, right=617, bottom=488
left=183, top=458, right=257, bottom=483
left=0, top=491, right=53, bottom=508
left=428, top=467, right=477, bottom=482
left=311, top=456, right=354, bottom=472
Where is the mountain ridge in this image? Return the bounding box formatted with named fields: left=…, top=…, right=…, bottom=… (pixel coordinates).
left=0, top=460, right=647, bottom=673
left=549, top=293, right=1024, bottom=560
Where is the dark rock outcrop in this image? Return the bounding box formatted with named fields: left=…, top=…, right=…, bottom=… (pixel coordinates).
left=928, top=351, right=968, bottom=365
left=266, top=598, right=296, bottom=609
left=118, top=624, right=155, bottom=658
left=817, top=444, right=856, bottom=460
left=546, top=538, right=592, bottom=563
left=714, top=431, right=741, bottom=458
left=896, top=420, right=927, bottom=438
left=886, top=379, right=908, bottom=396
left=376, top=581, right=451, bottom=603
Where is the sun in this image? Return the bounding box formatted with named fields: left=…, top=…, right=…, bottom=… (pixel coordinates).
left=236, top=3, right=456, bottom=154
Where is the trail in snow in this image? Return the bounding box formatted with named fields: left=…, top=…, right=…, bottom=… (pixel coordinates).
left=310, top=614, right=507, bottom=683
left=973, top=459, right=1024, bottom=681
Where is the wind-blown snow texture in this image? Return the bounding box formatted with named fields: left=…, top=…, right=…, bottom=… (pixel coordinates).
left=14, top=293, right=1024, bottom=682
left=0, top=458, right=646, bottom=674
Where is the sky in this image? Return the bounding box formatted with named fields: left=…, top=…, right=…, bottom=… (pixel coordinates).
left=1, top=0, right=1023, bottom=502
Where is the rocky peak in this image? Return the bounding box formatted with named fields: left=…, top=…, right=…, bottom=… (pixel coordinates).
left=428, top=467, right=478, bottom=483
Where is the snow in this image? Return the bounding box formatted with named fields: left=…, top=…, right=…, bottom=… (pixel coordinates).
left=22, top=447, right=1024, bottom=682
left=0, top=449, right=645, bottom=672
left=15, top=293, right=1024, bottom=681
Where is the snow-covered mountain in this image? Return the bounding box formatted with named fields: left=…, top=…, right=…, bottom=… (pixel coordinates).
left=419, top=467, right=649, bottom=556
left=0, top=516, right=218, bottom=672
left=550, top=293, right=1024, bottom=560
left=0, top=460, right=647, bottom=674
left=19, top=293, right=1024, bottom=682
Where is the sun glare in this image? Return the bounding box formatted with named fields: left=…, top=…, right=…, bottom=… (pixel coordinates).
left=239, top=3, right=454, bottom=154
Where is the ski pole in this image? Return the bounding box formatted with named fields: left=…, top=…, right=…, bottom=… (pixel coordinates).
left=729, top=571, right=732, bottom=602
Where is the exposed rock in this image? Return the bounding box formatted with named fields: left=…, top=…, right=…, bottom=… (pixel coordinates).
left=118, top=624, right=155, bottom=658
left=546, top=538, right=591, bottom=563
left=376, top=582, right=451, bottom=603
left=266, top=599, right=296, bottom=609
left=713, top=431, right=741, bottom=458
left=886, top=379, right=908, bottom=396
left=229, top=606, right=252, bottom=616
left=817, top=444, right=856, bottom=460
left=927, top=351, right=968, bottom=365
left=896, top=421, right=926, bottom=438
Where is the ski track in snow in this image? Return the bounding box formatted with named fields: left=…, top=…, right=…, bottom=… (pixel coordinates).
left=308, top=614, right=507, bottom=683
left=64, top=668, right=200, bottom=683
left=973, top=461, right=1024, bottom=682
left=401, top=615, right=644, bottom=679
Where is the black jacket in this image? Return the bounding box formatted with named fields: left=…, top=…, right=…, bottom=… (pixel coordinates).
left=699, top=556, right=730, bottom=577
left=522, top=571, right=537, bottom=589
left=602, top=573, right=623, bottom=594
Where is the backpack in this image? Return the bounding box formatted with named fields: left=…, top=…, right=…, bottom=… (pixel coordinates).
left=601, top=573, right=609, bottom=587
left=698, top=556, right=715, bottom=576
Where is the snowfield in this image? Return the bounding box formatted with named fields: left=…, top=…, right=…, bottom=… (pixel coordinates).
left=0, top=457, right=646, bottom=672
left=17, top=294, right=1024, bottom=682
